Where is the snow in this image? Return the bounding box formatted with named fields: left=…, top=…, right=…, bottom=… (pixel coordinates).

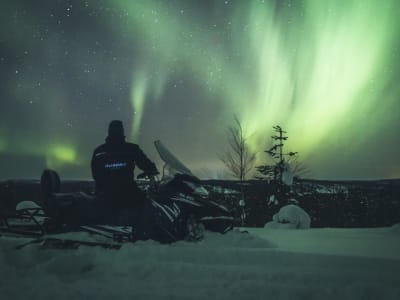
left=15, top=201, right=41, bottom=211
left=294, top=183, right=349, bottom=195
left=265, top=204, right=311, bottom=229
left=1, top=227, right=400, bottom=299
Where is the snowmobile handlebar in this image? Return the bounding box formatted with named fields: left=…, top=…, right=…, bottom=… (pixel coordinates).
left=136, top=172, right=158, bottom=180
left=137, top=172, right=160, bottom=192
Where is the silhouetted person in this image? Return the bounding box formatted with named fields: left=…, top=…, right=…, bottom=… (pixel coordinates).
left=91, top=120, right=159, bottom=228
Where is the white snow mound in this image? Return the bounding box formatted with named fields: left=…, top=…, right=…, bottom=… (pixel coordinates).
left=265, top=204, right=311, bottom=229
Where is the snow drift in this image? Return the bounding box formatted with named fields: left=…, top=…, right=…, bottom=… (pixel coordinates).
left=265, top=204, right=311, bottom=229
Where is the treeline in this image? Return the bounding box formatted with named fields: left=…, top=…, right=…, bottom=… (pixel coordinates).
left=202, top=179, right=400, bottom=228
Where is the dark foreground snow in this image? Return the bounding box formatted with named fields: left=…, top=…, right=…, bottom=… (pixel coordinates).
left=1, top=227, right=399, bottom=300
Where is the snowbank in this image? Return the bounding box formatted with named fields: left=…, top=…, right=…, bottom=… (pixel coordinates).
left=265, top=204, right=311, bottom=229
left=1, top=228, right=400, bottom=300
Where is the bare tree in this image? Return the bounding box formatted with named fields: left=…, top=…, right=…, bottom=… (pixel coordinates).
left=219, top=116, right=256, bottom=181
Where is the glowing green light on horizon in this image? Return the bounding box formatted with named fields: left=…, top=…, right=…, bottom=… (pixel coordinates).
left=46, top=145, right=77, bottom=168
left=0, top=136, right=78, bottom=169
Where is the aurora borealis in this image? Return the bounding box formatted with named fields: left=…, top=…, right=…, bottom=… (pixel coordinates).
left=1, top=0, right=399, bottom=180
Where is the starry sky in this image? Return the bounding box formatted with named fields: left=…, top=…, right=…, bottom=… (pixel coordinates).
left=1, top=0, right=399, bottom=180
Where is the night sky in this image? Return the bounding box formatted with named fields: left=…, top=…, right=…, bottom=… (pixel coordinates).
left=1, top=0, right=399, bottom=180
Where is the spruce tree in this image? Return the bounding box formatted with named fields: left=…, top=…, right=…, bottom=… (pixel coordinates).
left=256, top=125, right=298, bottom=184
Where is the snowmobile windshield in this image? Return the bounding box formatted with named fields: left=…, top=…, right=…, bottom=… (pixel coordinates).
left=154, top=140, right=193, bottom=176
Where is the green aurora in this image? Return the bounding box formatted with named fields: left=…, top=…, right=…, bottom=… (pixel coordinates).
left=121, top=0, right=400, bottom=178
left=0, top=0, right=399, bottom=179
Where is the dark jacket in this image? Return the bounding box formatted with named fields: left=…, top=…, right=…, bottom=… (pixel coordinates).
left=91, top=136, right=158, bottom=207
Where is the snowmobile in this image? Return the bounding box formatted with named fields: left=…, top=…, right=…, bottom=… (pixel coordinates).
left=0, top=140, right=234, bottom=249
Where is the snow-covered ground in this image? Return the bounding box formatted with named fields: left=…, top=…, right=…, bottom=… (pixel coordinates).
left=1, top=227, right=400, bottom=300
